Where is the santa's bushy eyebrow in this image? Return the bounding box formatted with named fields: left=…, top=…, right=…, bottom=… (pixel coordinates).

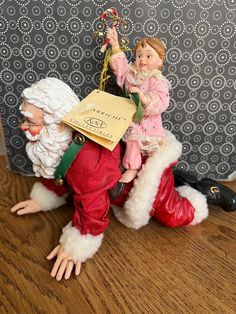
left=20, top=111, right=33, bottom=118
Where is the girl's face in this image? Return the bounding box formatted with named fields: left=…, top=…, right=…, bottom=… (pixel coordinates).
left=134, top=44, right=163, bottom=72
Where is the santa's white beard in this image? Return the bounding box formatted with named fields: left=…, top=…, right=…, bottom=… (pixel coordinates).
left=26, top=124, right=72, bottom=178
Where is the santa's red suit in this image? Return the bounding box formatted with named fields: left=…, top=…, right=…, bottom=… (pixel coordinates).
left=30, top=130, right=208, bottom=263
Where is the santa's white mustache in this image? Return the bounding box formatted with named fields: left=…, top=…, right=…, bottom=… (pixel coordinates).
left=24, top=129, right=43, bottom=141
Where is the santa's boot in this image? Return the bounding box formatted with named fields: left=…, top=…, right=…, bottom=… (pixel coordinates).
left=173, top=169, right=236, bottom=212
left=173, top=169, right=198, bottom=187
left=195, top=178, right=236, bottom=212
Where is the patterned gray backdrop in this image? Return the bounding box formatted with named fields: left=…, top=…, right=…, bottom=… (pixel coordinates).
left=0, top=0, right=235, bottom=179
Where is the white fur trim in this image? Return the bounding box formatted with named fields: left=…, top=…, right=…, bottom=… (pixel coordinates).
left=59, top=222, right=104, bottom=263
left=176, top=186, right=209, bottom=225
left=113, top=130, right=182, bottom=229
left=30, top=182, right=68, bottom=211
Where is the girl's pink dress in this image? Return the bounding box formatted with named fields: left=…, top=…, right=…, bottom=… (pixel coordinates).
left=110, top=51, right=170, bottom=153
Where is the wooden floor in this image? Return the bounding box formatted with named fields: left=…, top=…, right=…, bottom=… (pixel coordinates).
left=0, top=154, right=236, bottom=314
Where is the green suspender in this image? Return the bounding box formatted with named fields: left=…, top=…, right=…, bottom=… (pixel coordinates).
left=122, top=85, right=144, bottom=123
left=54, top=133, right=87, bottom=185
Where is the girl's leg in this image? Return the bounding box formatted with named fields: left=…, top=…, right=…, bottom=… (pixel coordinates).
left=119, top=140, right=141, bottom=183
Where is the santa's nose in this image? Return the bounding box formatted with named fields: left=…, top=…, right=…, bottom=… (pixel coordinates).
left=20, top=122, right=29, bottom=131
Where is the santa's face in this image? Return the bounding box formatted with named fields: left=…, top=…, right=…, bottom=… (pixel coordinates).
left=20, top=100, right=45, bottom=141
left=19, top=99, right=72, bottom=178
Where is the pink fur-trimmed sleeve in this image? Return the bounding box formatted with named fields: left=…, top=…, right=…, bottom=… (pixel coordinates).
left=110, top=51, right=129, bottom=87
left=144, top=78, right=170, bottom=116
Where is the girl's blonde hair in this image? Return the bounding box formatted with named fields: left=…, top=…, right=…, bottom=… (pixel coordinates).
left=134, top=37, right=166, bottom=70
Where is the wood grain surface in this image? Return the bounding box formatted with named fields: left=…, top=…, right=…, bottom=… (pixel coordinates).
left=0, top=155, right=236, bottom=314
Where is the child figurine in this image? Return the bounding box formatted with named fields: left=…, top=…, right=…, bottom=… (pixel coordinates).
left=107, top=27, right=170, bottom=183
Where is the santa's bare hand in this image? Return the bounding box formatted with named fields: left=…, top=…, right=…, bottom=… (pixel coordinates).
left=47, top=244, right=81, bottom=281
left=10, top=199, right=42, bottom=215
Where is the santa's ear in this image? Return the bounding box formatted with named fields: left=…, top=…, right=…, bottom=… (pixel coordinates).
left=56, top=122, right=65, bottom=132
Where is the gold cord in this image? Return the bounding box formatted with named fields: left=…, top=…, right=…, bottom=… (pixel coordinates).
left=99, top=45, right=131, bottom=91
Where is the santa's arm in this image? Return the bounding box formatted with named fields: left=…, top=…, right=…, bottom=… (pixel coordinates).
left=47, top=189, right=109, bottom=281
left=31, top=179, right=69, bottom=211
left=48, top=142, right=121, bottom=281
left=59, top=190, right=108, bottom=262
left=10, top=178, right=69, bottom=215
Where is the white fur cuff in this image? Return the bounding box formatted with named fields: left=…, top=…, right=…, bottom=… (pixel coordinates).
left=59, top=222, right=104, bottom=263
left=112, top=204, right=150, bottom=229
left=176, top=186, right=209, bottom=225
left=30, top=182, right=68, bottom=211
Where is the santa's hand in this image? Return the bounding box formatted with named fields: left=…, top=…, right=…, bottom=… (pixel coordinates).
left=47, top=244, right=81, bottom=281
left=10, top=199, right=42, bottom=215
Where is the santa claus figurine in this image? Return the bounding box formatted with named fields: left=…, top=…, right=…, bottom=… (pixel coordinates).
left=11, top=78, right=236, bottom=281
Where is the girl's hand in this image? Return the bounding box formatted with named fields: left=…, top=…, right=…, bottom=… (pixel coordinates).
left=130, top=87, right=141, bottom=95
left=106, top=27, right=120, bottom=50
left=130, top=87, right=149, bottom=106
left=47, top=244, right=81, bottom=281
